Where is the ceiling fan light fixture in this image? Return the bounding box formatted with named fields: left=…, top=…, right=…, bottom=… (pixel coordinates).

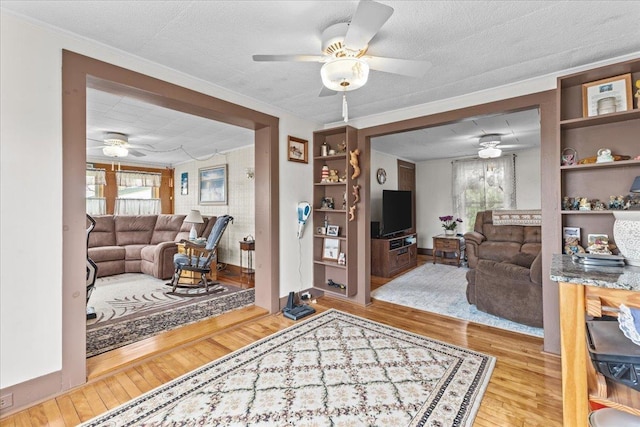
left=102, top=145, right=129, bottom=157
left=321, top=57, right=369, bottom=92
left=478, top=146, right=502, bottom=159
left=478, top=134, right=502, bottom=158
left=104, top=132, right=128, bottom=145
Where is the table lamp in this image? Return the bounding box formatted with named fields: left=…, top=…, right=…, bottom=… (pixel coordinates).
left=185, top=209, right=204, bottom=240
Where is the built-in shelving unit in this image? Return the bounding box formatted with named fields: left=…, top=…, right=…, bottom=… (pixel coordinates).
left=312, top=126, right=358, bottom=297
left=557, top=58, right=640, bottom=421
left=559, top=59, right=640, bottom=250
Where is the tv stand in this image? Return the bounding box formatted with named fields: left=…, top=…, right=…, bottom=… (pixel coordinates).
left=371, top=233, right=417, bottom=278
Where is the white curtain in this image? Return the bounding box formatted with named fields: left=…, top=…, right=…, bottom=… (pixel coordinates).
left=86, top=168, right=106, bottom=185
left=452, top=155, right=516, bottom=232
left=86, top=197, right=106, bottom=215
left=114, top=198, right=161, bottom=215
left=116, top=171, right=161, bottom=187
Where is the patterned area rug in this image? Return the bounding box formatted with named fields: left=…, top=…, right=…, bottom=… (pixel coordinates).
left=86, top=273, right=255, bottom=357
left=81, top=310, right=495, bottom=427
left=371, top=263, right=544, bottom=337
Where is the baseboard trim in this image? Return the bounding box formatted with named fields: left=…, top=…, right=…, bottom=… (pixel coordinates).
left=0, top=370, right=62, bottom=418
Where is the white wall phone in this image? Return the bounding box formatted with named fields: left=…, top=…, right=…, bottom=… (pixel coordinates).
left=297, top=202, right=312, bottom=239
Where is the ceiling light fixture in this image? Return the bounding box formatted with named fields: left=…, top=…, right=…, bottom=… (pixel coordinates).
left=478, top=134, right=502, bottom=159
left=102, top=145, right=129, bottom=157
left=320, top=57, right=369, bottom=92
left=102, top=132, right=129, bottom=157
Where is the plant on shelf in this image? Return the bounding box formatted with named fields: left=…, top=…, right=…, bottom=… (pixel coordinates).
left=439, top=215, right=462, bottom=235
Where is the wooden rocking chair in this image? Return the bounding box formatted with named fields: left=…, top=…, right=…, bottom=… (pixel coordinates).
left=169, top=215, right=233, bottom=292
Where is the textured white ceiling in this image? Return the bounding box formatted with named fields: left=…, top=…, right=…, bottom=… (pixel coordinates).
left=3, top=0, right=639, bottom=164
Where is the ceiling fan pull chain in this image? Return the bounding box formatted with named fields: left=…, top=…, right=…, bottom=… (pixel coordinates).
left=342, top=92, right=349, bottom=122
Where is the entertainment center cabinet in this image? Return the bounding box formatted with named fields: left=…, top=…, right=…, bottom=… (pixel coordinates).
left=371, top=233, right=417, bottom=278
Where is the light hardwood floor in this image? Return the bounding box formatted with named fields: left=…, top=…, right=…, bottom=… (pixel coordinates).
left=1, top=258, right=562, bottom=426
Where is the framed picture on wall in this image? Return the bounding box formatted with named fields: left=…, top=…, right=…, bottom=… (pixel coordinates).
left=198, top=165, right=227, bottom=205
left=287, top=136, right=308, bottom=163
left=180, top=172, right=188, bottom=195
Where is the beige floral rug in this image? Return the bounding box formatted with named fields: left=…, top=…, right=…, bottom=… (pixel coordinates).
left=81, top=309, right=495, bottom=426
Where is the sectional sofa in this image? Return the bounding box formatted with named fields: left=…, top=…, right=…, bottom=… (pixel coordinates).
left=87, top=214, right=216, bottom=279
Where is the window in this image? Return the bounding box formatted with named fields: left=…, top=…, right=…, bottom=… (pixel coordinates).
left=86, top=168, right=106, bottom=215
left=452, top=155, right=516, bottom=232
left=115, top=171, right=161, bottom=214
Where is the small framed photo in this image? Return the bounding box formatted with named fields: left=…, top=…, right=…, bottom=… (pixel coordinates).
left=563, top=227, right=581, bottom=240
left=316, top=226, right=326, bottom=235
left=582, top=73, right=632, bottom=117
left=322, top=238, right=340, bottom=261
left=180, top=172, right=188, bottom=195
left=586, top=234, right=610, bottom=254
left=337, top=252, right=346, bottom=265
left=287, top=135, right=308, bottom=163
left=326, top=225, right=340, bottom=237
left=199, top=164, right=227, bottom=205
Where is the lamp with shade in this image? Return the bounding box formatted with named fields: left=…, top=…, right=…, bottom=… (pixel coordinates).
left=612, top=176, right=640, bottom=266
left=185, top=209, right=204, bottom=240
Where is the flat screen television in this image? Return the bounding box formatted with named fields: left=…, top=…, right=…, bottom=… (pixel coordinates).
left=382, top=190, right=412, bottom=237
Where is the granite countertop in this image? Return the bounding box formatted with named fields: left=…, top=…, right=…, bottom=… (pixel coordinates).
left=550, top=254, right=640, bottom=291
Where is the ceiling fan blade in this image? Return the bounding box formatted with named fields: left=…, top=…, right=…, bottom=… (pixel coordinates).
left=319, top=85, right=337, bottom=97
left=366, top=56, right=432, bottom=78
left=252, top=54, right=324, bottom=62
left=127, top=149, right=146, bottom=157
left=343, top=0, right=394, bottom=51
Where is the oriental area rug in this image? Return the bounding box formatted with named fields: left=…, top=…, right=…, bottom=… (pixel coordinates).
left=371, top=263, right=544, bottom=337
left=86, top=273, right=254, bottom=357
left=81, top=309, right=495, bottom=427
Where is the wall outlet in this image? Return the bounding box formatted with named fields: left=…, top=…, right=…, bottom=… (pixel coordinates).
left=0, top=393, right=13, bottom=409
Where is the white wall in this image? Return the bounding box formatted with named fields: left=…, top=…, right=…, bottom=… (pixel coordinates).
left=0, top=11, right=315, bottom=390
left=174, top=146, right=255, bottom=265
left=370, top=148, right=542, bottom=250
left=369, top=151, right=400, bottom=224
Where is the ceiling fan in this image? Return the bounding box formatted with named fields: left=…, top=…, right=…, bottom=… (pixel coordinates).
left=478, top=134, right=503, bottom=159
left=87, top=132, right=147, bottom=158
left=252, top=0, right=431, bottom=119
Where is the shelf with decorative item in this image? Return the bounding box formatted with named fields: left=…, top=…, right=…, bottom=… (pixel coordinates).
left=315, top=182, right=347, bottom=186
left=560, top=210, right=615, bottom=215
left=560, top=109, right=640, bottom=130
left=313, top=260, right=347, bottom=269
left=314, top=153, right=347, bottom=161
left=560, top=159, right=640, bottom=171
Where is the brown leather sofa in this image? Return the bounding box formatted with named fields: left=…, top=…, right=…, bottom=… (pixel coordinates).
left=464, top=210, right=541, bottom=268
left=463, top=210, right=543, bottom=327
left=466, top=252, right=543, bottom=327
left=88, top=214, right=215, bottom=279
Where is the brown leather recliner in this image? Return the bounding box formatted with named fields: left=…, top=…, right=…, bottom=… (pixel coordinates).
left=464, top=210, right=541, bottom=269
left=465, top=252, right=543, bottom=328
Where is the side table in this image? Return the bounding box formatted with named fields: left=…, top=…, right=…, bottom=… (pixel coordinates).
left=432, top=234, right=465, bottom=267
left=239, top=240, right=255, bottom=287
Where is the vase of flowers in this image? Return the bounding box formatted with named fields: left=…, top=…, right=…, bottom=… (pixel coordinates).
left=439, top=215, right=462, bottom=235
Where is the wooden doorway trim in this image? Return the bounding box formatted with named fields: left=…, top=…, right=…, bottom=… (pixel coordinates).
left=356, top=91, right=559, bottom=353
left=62, top=50, right=280, bottom=390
